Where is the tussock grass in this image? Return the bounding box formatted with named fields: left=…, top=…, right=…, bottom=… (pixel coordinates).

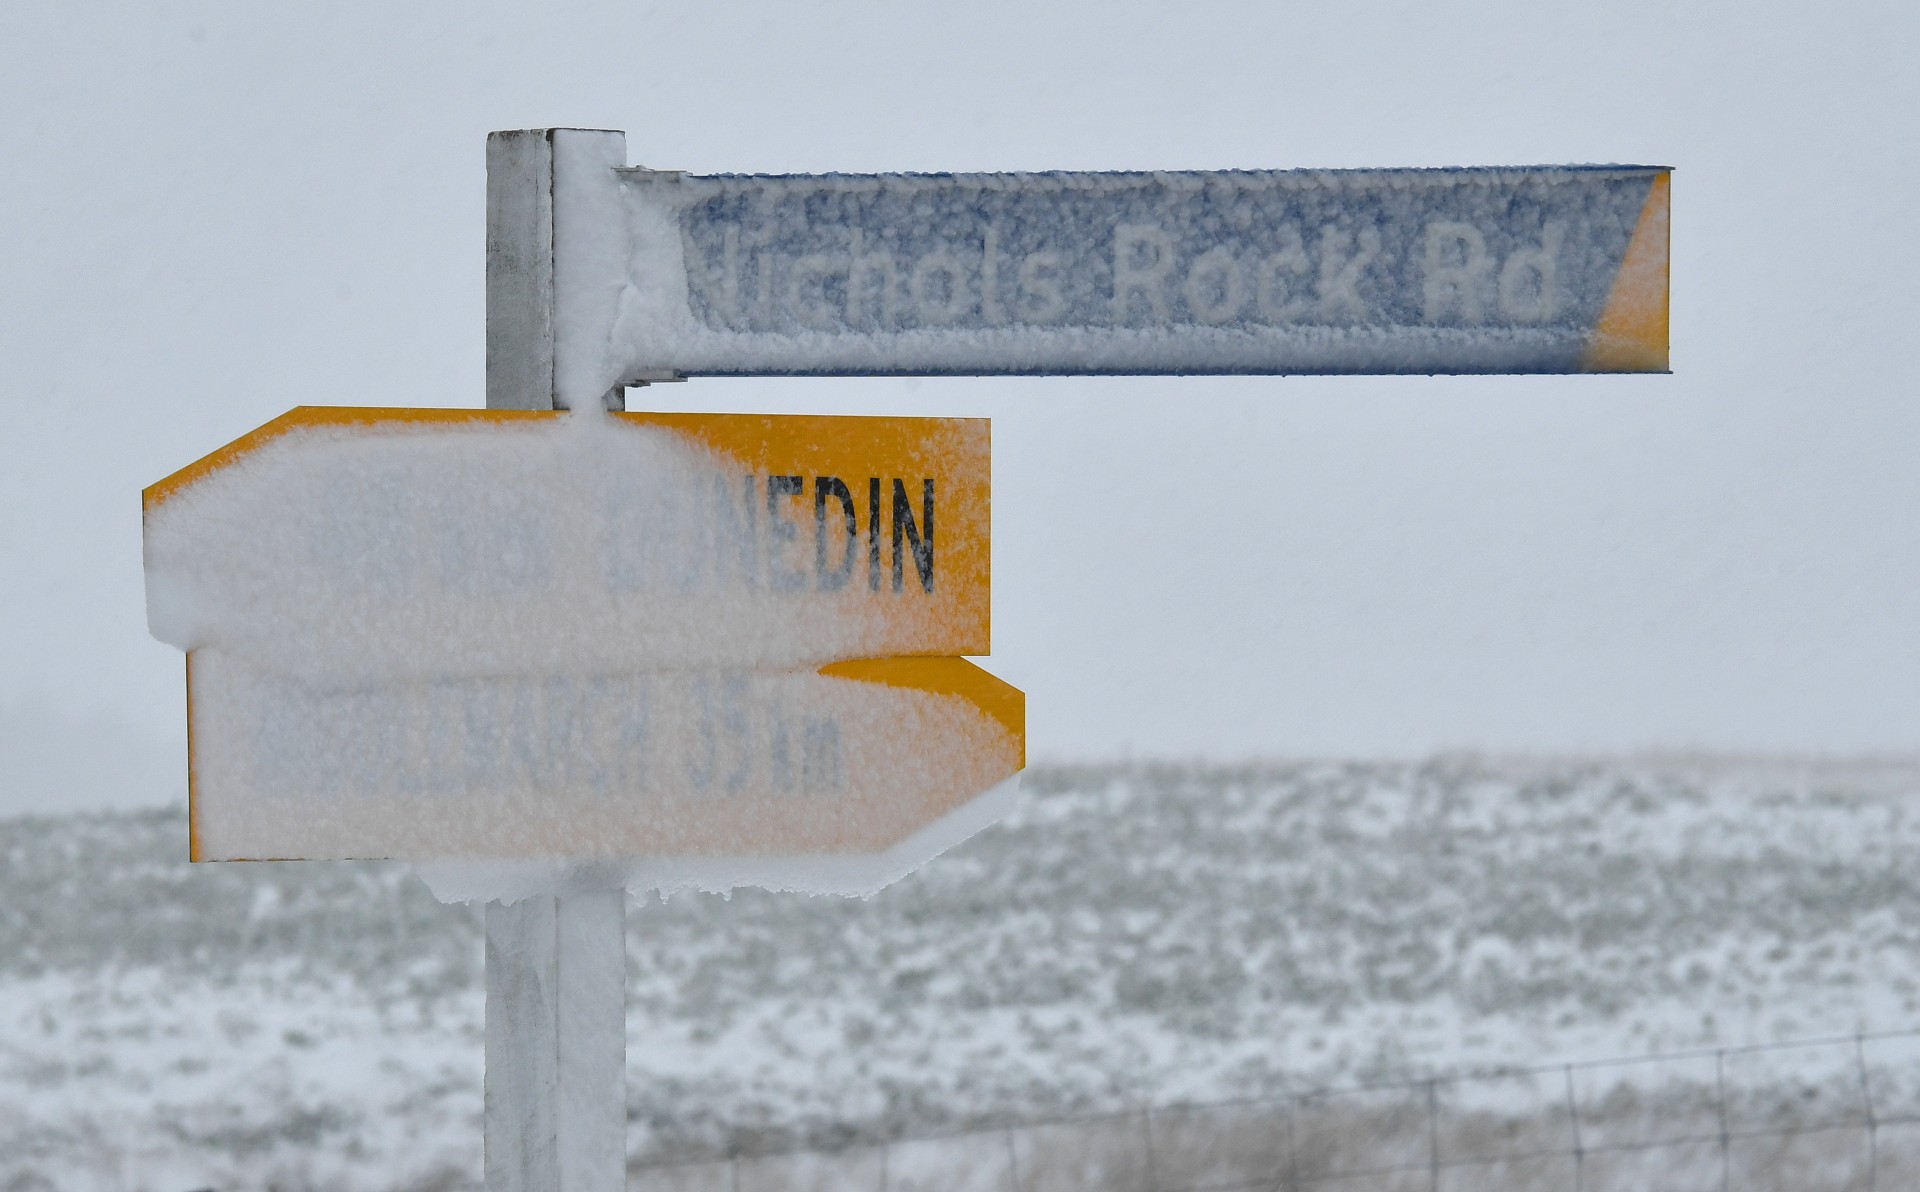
left=2, top=756, right=1917, bottom=1189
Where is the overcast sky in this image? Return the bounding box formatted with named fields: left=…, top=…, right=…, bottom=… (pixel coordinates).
left=2, top=0, right=1916, bottom=812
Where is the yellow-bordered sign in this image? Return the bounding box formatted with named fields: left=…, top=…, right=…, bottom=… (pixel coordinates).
left=145, top=408, right=991, bottom=678
left=146, top=408, right=1021, bottom=873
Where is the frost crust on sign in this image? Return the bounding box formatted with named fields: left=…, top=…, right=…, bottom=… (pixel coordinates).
left=601, top=166, right=1664, bottom=379
left=145, top=410, right=1018, bottom=897
left=550, top=131, right=633, bottom=408
left=187, top=647, right=1023, bottom=895
left=143, top=415, right=975, bottom=684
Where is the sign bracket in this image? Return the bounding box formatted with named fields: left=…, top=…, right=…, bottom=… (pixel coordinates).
left=484, top=126, right=632, bottom=1192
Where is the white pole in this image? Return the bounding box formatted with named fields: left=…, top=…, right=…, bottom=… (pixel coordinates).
left=484, top=126, right=631, bottom=1192
left=485, top=892, right=627, bottom=1192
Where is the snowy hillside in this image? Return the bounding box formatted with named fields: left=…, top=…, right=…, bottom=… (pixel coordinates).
left=2, top=756, right=1917, bottom=1191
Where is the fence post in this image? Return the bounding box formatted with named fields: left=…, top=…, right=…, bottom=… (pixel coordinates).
left=1425, top=1081, right=1440, bottom=1192
left=1563, top=1066, right=1582, bottom=1192
left=1714, top=1050, right=1730, bottom=1192
left=1856, top=1035, right=1879, bottom=1192
left=1285, top=1094, right=1299, bottom=1192
left=1141, top=1108, right=1160, bottom=1192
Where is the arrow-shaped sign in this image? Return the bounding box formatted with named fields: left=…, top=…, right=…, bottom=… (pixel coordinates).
left=144, top=408, right=1021, bottom=887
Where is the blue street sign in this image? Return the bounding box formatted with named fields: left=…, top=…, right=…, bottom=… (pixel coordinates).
left=608, top=165, right=1668, bottom=382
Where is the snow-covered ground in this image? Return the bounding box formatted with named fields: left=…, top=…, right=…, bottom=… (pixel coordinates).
left=3, top=756, right=1918, bottom=1191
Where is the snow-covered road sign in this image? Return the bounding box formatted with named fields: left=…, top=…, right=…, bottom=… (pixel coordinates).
left=144, top=407, right=990, bottom=679
left=491, top=129, right=1669, bottom=409
left=143, top=407, right=1022, bottom=880
left=182, top=652, right=1023, bottom=880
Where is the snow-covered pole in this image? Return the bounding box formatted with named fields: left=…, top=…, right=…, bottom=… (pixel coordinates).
left=486, top=127, right=629, bottom=413
left=483, top=127, right=630, bottom=1192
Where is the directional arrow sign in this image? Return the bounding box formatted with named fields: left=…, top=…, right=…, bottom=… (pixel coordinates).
left=490, top=130, right=1670, bottom=407
left=183, top=652, right=1023, bottom=884
left=143, top=408, right=1021, bottom=885
left=144, top=407, right=989, bottom=681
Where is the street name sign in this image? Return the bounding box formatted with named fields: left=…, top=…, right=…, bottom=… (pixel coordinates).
left=489, top=130, right=1670, bottom=410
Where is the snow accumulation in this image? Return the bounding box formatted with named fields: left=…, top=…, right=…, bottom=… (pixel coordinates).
left=190, top=648, right=1020, bottom=881
left=552, top=134, right=634, bottom=410
left=600, top=165, right=1662, bottom=381
left=3, top=757, right=1917, bottom=1190
left=144, top=411, right=984, bottom=680
left=142, top=407, right=1019, bottom=896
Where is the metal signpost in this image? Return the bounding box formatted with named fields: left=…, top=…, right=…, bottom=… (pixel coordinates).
left=141, top=126, right=1667, bottom=1192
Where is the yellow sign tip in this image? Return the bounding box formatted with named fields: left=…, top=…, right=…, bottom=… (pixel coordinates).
left=1582, top=172, right=1670, bottom=373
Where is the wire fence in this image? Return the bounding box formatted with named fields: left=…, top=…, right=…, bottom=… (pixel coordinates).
left=631, top=1029, right=1920, bottom=1192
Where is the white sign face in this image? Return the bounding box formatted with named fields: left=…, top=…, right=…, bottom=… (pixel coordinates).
left=185, top=651, right=1023, bottom=889
left=551, top=153, right=1668, bottom=390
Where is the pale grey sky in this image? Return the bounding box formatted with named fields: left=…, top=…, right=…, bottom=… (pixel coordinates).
left=1, top=0, right=1915, bottom=811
